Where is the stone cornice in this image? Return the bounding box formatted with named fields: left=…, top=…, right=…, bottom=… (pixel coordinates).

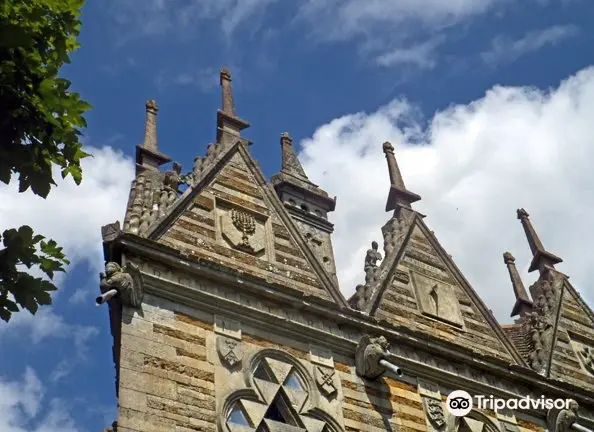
left=113, top=234, right=594, bottom=415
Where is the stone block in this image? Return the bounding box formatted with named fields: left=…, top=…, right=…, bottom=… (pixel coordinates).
left=119, top=388, right=148, bottom=412
left=119, top=368, right=178, bottom=400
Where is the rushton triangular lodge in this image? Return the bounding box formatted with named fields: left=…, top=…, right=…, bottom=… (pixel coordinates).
left=98, top=68, right=594, bottom=432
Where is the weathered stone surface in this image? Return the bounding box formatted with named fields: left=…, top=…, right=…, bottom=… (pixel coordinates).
left=105, top=73, right=594, bottom=432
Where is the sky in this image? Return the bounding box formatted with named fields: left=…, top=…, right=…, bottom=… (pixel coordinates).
left=1, top=0, right=594, bottom=430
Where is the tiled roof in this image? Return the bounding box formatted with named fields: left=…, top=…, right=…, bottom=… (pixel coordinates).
left=502, top=324, right=532, bottom=361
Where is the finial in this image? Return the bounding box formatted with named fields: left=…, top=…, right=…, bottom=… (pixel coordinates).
left=503, top=251, right=532, bottom=317
left=135, top=99, right=170, bottom=173
left=383, top=141, right=420, bottom=212
left=516, top=208, right=562, bottom=272
left=142, top=99, right=158, bottom=151
left=220, top=67, right=235, bottom=116
left=216, top=67, right=249, bottom=144
left=279, top=132, right=308, bottom=180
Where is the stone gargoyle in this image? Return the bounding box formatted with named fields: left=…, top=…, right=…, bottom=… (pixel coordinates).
left=99, top=262, right=143, bottom=308
left=355, top=335, right=391, bottom=380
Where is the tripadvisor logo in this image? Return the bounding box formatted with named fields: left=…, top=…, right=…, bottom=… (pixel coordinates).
left=446, top=390, right=473, bottom=416
left=446, top=390, right=574, bottom=417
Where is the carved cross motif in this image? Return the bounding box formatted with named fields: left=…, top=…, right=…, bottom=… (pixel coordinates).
left=315, top=366, right=337, bottom=397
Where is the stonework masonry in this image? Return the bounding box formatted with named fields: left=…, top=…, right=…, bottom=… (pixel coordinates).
left=100, top=68, right=594, bottom=432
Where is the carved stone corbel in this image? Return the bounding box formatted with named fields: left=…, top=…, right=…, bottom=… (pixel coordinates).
left=99, top=262, right=144, bottom=308
left=547, top=400, right=580, bottom=432
left=355, top=335, right=391, bottom=379
left=101, top=221, right=121, bottom=243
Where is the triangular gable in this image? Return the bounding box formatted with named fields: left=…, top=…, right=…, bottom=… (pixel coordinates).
left=369, top=215, right=524, bottom=364
left=547, top=278, right=594, bottom=390
left=146, top=141, right=347, bottom=308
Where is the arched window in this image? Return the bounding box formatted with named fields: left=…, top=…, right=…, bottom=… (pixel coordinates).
left=222, top=350, right=342, bottom=432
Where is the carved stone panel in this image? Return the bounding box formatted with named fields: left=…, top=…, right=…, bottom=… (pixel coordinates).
left=219, top=207, right=267, bottom=256
left=411, top=272, right=464, bottom=327
left=217, top=335, right=243, bottom=368
left=423, top=397, right=446, bottom=429
left=570, top=338, right=594, bottom=375
left=315, top=366, right=337, bottom=398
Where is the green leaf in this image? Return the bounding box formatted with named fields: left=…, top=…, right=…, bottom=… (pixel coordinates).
left=0, top=0, right=87, bottom=322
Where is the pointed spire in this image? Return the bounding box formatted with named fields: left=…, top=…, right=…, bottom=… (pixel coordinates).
left=216, top=67, right=249, bottom=144
left=279, top=132, right=308, bottom=180
left=516, top=209, right=562, bottom=272
left=383, top=141, right=420, bottom=212
left=503, top=252, right=532, bottom=317
left=135, top=99, right=170, bottom=172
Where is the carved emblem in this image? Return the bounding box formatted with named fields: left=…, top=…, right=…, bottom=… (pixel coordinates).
left=423, top=398, right=445, bottom=429
left=315, top=366, right=337, bottom=397
left=232, top=209, right=256, bottom=250
left=217, top=336, right=243, bottom=368
left=221, top=208, right=265, bottom=255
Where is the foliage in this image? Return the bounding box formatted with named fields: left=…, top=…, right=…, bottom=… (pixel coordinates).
left=0, top=226, right=69, bottom=322
left=0, top=0, right=89, bottom=321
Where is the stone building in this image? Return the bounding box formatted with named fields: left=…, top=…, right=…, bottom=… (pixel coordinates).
left=98, top=69, right=594, bottom=432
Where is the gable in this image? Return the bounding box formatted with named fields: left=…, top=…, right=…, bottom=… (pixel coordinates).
left=372, top=218, right=522, bottom=364
left=547, top=279, right=594, bottom=390
left=148, top=142, right=346, bottom=307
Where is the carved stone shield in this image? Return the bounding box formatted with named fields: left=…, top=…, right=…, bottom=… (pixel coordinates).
left=217, top=336, right=243, bottom=368
left=315, top=366, right=337, bottom=397
left=424, top=397, right=446, bottom=429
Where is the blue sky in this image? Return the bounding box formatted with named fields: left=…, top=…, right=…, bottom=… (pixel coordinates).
left=1, top=0, right=594, bottom=430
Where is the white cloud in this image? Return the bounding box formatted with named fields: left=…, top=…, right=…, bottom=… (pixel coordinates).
left=0, top=145, right=130, bottom=349
left=299, top=0, right=499, bottom=42
left=0, top=368, right=79, bottom=432
left=109, top=0, right=276, bottom=42
left=482, top=25, right=580, bottom=65
left=0, top=145, right=134, bottom=284
left=375, top=36, right=445, bottom=69
left=300, top=65, right=594, bottom=322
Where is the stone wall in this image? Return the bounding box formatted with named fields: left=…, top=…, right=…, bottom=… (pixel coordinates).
left=114, top=293, right=548, bottom=432
left=117, top=297, right=216, bottom=431
left=549, top=282, right=594, bottom=391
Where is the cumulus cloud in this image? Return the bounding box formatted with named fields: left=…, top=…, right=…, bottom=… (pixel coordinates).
left=300, top=66, right=594, bottom=322
left=482, top=25, right=580, bottom=66
left=0, top=368, right=78, bottom=432
left=0, top=145, right=132, bottom=341
left=0, top=146, right=134, bottom=276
